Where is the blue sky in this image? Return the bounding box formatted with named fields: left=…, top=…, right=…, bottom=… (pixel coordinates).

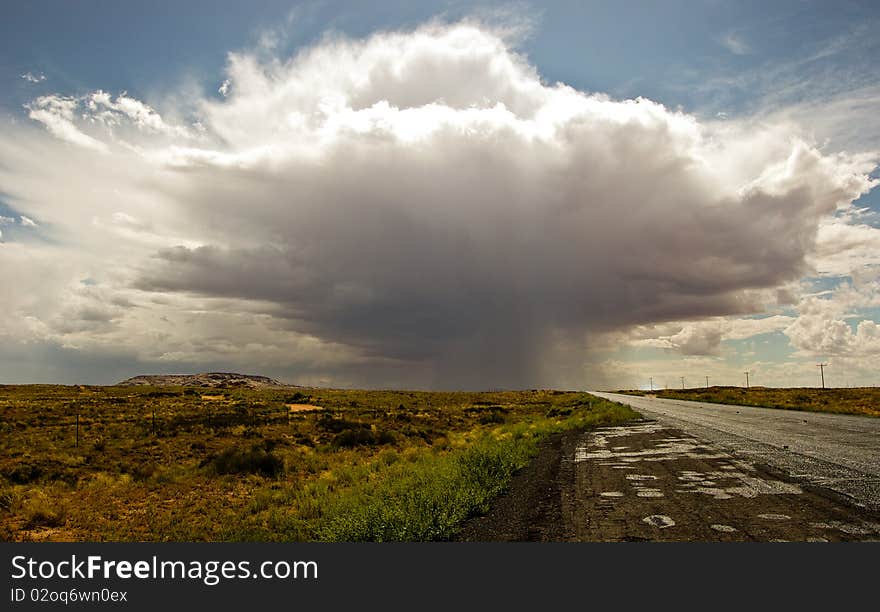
left=4, top=1, right=878, bottom=117
left=1, top=1, right=879, bottom=388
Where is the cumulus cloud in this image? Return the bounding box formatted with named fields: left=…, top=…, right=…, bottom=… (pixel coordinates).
left=628, top=315, right=796, bottom=356
left=809, top=217, right=880, bottom=275
left=1, top=21, right=877, bottom=387
left=785, top=300, right=880, bottom=358
left=784, top=270, right=880, bottom=360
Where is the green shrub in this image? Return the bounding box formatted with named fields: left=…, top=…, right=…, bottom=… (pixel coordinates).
left=317, top=414, right=362, bottom=433
left=546, top=407, right=573, bottom=417
left=314, top=434, right=534, bottom=542
left=206, top=446, right=284, bottom=477
left=332, top=428, right=396, bottom=448
left=479, top=411, right=506, bottom=424
left=5, top=463, right=42, bottom=484
left=332, top=428, right=376, bottom=447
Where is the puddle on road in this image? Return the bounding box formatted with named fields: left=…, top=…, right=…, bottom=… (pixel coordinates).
left=574, top=422, right=878, bottom=541
left=575, top=423, right=725, bottom=463
left=577, top=424, right=804, bottom=503
left=643, top=515, right=675, bottom=528
left=635, top=489, right=664, bottom=498
left=810, top=521, right=880, bottom=535
left=758, top=513, right=791, bottom=521
left=677, top=471, right=801, bottom=500
left=600, top=463, right=637, bottom=470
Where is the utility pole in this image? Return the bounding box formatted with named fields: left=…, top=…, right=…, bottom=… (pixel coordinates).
left=649, top=377, right=653, bottom=392
left=817, top=363, right=828, bottom=389
left=680, top=376, right=686, bottom=390
left=744, top=371, right=749, bottom=389
left=705, top=376, right=709, bottom=388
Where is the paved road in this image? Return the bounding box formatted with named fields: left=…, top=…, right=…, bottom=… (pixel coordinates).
left=591, top=392, right=880, bottom=510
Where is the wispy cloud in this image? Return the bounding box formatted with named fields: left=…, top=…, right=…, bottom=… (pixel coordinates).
left=20, top=71, right=46, bottom=83
left=720, top=32, right=750, bottom=55
left=684, top=20, right=880, bottom=157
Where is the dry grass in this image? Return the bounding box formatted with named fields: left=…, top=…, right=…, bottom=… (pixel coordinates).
left=285, top=404, right=322, bottom=412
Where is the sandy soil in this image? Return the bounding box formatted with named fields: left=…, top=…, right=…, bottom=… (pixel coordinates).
left=285, top=404, right=322, bottom=412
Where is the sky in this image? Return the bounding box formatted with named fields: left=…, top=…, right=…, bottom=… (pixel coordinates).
left=1, top=0, right=879, bottom=390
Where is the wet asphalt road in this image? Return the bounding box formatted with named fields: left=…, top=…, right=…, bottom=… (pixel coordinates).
left=590, top=392, right=880, bottom=510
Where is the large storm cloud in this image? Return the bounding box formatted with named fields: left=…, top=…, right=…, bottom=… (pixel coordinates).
left=1, top=22, right=876, bottom=387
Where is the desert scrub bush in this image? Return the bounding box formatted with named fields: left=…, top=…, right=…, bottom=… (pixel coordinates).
left=206, top=445, right=284, bottom=477
left=289, top=450, right=329, bottom=475
left=332, top=427, right=396, bottom=448
left=21, top=489, right=67, bottom=528
left=546, top=406, right=573, bottom=417
left=4, top=463, right=42, bottom=484
left=478, top=411, right=506, bottom=425
left=248, top=486, right=296, bottom=514
left=317, top=414, right=363, bottom=433
left=0, top=485, right=20, bottom=512
left=84, top=472, right=133, bottom=489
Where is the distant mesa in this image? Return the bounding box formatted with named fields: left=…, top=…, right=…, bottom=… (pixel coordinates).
left=117, top=372, right=292, bottom=389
